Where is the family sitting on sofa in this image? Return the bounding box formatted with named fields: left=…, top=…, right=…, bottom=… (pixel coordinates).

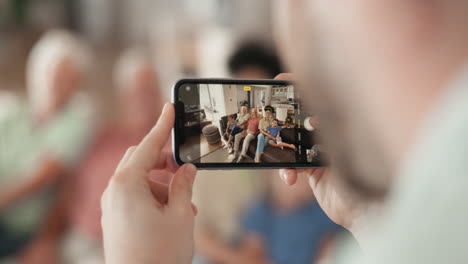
left=222, top=105, right=298, bottom=163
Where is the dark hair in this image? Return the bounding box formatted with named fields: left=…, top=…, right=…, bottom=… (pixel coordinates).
left=228, top=42, right=283, bottom=78
left=264, top=105, right=274, bottom=114
left=272, top=118, right=279, bottom=123
left=228, top=114, right=235, bottom=119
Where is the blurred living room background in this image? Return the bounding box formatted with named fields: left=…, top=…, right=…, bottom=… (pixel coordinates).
left=0, top=0, right=274, bottom=118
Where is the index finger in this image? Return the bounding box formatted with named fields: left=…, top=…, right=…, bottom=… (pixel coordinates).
left=279, top=169, right=298, bottom=185
left=128, top=103, right=175, bottom=172
left=279, top=168, right=318, bottom=185
left=274, top=73, right=294, bottom=81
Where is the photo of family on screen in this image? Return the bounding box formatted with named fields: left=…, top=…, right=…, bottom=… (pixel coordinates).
left=178, top=83, right=320, bottom=164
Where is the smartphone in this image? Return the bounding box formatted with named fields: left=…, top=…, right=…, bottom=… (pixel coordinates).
left=172, top=78, right=323, bottom=169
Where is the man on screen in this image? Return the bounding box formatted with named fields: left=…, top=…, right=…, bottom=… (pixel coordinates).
left=233, top=108, right=261, bottom=163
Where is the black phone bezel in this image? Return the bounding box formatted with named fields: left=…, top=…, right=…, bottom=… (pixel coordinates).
left=172, top=78, right=323, bottom=169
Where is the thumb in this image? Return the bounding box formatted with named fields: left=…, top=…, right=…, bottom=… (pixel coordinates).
left=308, top=168, right=326, bottom=189
left=148, top=179, right=169, bottom=206
left=168, top=163, right=197, bottom=210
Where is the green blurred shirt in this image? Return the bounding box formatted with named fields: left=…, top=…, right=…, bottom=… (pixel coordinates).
left=236, top=113, right=250, bottom=129
left=0, top=95, right=93, bottom=237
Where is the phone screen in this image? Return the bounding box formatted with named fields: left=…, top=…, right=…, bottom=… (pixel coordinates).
left=173, top=79, right=322, bottom=169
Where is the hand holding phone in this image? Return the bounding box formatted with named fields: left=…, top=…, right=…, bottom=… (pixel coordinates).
left=102, top=104, right=197, bottom=264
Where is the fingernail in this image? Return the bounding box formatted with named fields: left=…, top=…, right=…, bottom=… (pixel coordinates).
left=184, top=163, right=197, bottom=181
left=308, top=176, right=316, bottom=188
left=280, top=170, right=288, bottom=183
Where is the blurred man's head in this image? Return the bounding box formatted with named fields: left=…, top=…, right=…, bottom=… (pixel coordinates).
left=228, top=42, right=283, bottom=79
left=114, top=48, right=162, bottom=128
left=274, top=1, right=468, bottom=198
left=251, top=108, right=258, bottom=118
left=27, top=30, right=92, bottom=121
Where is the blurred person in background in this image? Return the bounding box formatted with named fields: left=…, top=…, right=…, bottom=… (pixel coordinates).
left=241, top=174, right=345, bottom=264
left=100, top=1, right=468, bottom=264
left=193, top=172, right=268, bottom=264
left=0, top=30, right=95, bottom=263
left=192, top=42, right=284, bottom=264
left=61, top=48, right=164, bottom=264
left=194, top=174, right=344, bottom=264
left=228, top=42, right=283, bottom=79
left=224, top=41, right=283, bottom=154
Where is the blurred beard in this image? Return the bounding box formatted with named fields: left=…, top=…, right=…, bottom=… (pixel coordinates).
left=294, top=39, right=394, bottom=200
